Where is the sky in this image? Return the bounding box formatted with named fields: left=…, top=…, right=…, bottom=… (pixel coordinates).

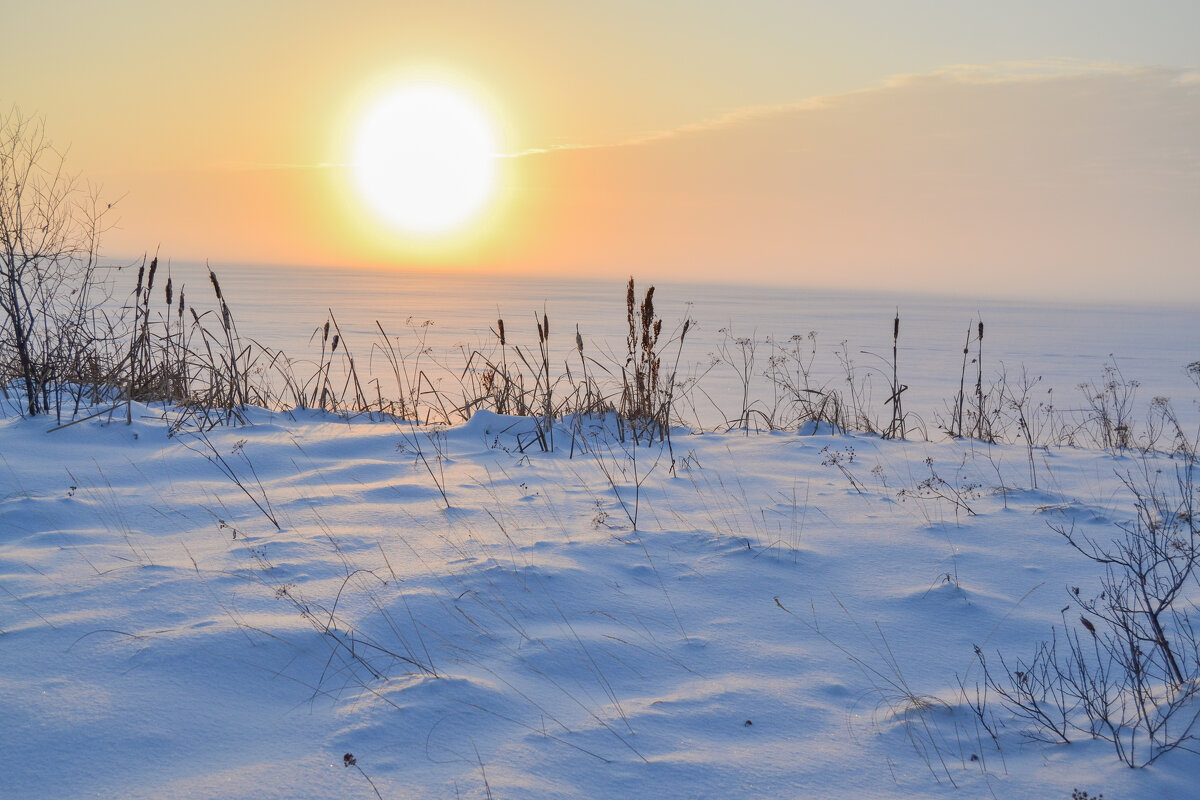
left=4, top=0, right=1199, bottom=302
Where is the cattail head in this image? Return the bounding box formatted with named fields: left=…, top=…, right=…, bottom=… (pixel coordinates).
left=893, top=311, right=900, bottom=342
left=145, top=257, right=158, bottom=295
left=178, top=288, right=185, bottom=319
left=641, top=287, right=656, bottom=343
left=164, top=277, right=173, bottom=308
left=978, top=321, right=984, bottom=341
left=543, top=313, right=549, bottom=339
left=626, top=278, right=637, bottom=351
left=575, top=325, right=583, bottom=354
left=209, top=269, right=224, bottom=301
left=135, top=264, right=145, bottom=297
left=497, top=318, right=506, bottom=346
left=331, top=333, right=339, bottom=352
left=323, top=320, right=330, bottom=342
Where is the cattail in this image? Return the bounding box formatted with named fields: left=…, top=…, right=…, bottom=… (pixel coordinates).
left=145, top=257, right=158, bottom=295
left=497, top=318, right=506, bottom=346
left=331, top=333, right=339, bottom=352
left=893, top=311, right=900, bottom=343
left=575, top=325, right=583, bottom=354
left=681, top=319, right=690, bottom=341
left=164, top=277, right=173, bottom=308
left=978, top=321, right=984, bottom=341
left=135, top=264, right=145, bottom=297
left=625, top=277, right=637, bottom=359
left=323, top=320, right=330, bottom=342
left=641, top=287, right=656, bottom=346
left=221, top=302, right=231, bottom=332
left=542, top=313, right=549, bottom=339
left=209, top=269, right=224, bottom=301
left=177, top=287, right=185, bottom=319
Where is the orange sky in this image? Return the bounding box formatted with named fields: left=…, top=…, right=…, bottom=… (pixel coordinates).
left=5, top=2, right=1200, bottom=302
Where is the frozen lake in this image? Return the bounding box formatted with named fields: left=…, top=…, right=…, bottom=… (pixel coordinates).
left=126, top=261, right=1200, bottom=434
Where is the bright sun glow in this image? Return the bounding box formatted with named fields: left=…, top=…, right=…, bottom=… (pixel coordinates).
left=352, top=84, right=498, bottom=235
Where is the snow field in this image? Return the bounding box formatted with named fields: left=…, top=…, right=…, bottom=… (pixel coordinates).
left=1, top=404, right=1198, bottom=799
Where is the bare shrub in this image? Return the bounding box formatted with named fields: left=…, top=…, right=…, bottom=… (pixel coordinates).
left=0, top=109, right=115, bottom=416
left=976, top=458, right=1200, bottom=767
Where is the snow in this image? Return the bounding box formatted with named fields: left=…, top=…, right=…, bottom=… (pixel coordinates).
left=2, top=402, right=1198, bottom=799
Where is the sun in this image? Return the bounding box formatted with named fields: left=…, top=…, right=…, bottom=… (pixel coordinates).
left=351, top=84, right=498, bottom=236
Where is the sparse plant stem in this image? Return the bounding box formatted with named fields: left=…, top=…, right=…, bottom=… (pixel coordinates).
left=883, top=310, right=906, bottom=439
left=181, top=429, right=280, bottom=529
left=974, top=320, right=985, bottom=439
left=953, top=321, right=971, bottom=437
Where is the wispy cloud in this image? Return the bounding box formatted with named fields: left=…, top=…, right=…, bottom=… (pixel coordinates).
left=499, top=60, right=1200, bottom=302
left=207, top=61, right=1199, bottom=194
left=499, top=96, right=830, bottom=158
left=504, top=60, right=1191, bottom=159
left=884, top=58, right=1155, bottom=87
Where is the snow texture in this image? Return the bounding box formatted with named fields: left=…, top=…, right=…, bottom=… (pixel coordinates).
left=2, top=403, right=1197, bottom=799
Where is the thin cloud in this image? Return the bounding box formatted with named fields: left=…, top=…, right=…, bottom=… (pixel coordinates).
left=210, top=62, right=1195, bottom=169
left=508, top=60, right=1187, bottom=159
left=503, top=96, right=830, bottom=158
